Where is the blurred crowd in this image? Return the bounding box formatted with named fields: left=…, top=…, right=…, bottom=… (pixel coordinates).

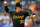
left=0, top=0, right=40, bottom=27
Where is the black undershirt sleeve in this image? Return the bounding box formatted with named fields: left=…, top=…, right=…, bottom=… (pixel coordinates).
left=5, top=6, right=14, bottom=19
left=5, top=6, right=9, bottom=13
left=24, top=12, right=30, bottom=18
left=25, top=12, right=30, bottom=16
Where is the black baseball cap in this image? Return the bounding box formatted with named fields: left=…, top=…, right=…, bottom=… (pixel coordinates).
left=16, top=2, right=22, bottom=7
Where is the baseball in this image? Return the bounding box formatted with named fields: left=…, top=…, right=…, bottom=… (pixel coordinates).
left=4, top=1, right=7, bottom=5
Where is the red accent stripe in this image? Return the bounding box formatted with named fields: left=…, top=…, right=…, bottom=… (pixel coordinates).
left=25, top=25, right=30, bottom=27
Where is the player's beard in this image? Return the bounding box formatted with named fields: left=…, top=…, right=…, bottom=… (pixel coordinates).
left=16, top=9, right=20, bottom=13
